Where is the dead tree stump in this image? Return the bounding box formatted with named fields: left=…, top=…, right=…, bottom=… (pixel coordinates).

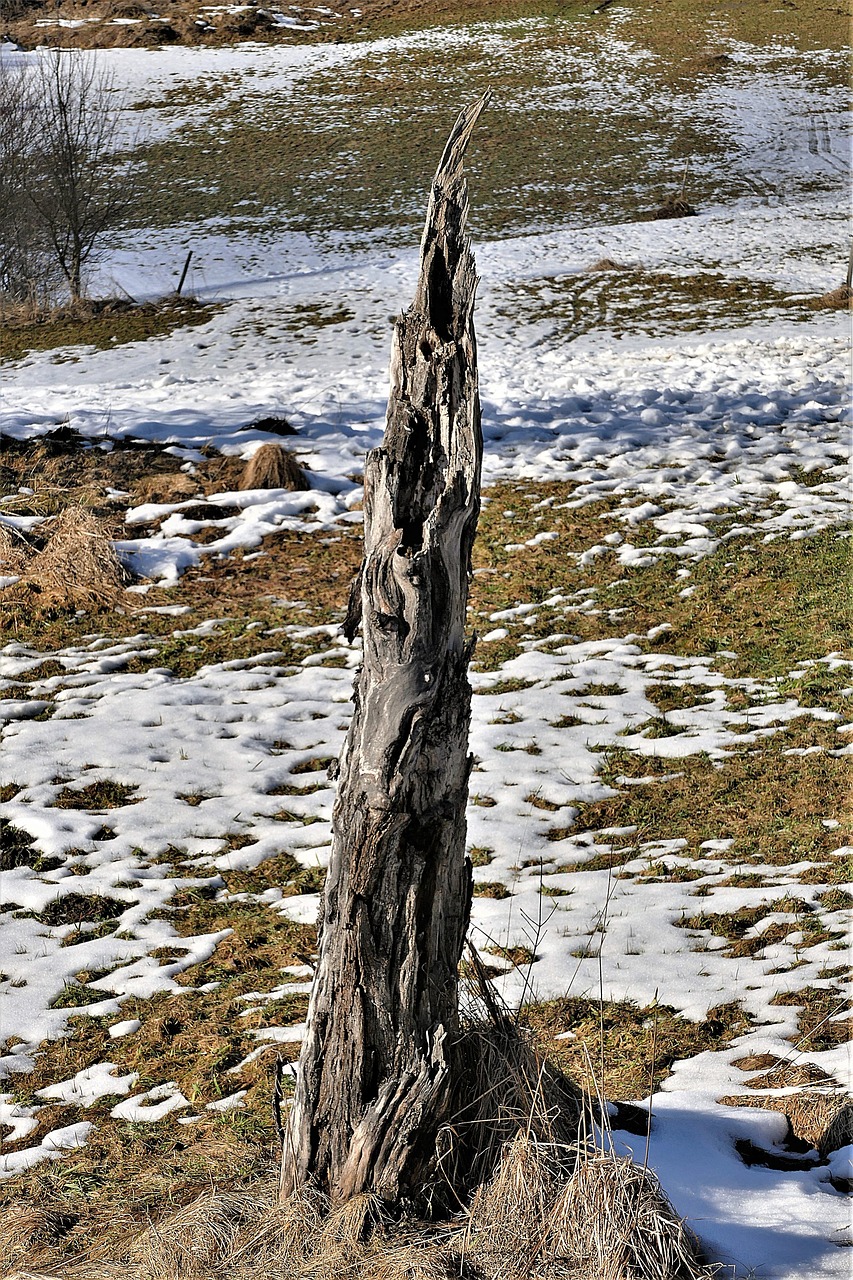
left=280, top=94, right=488, bottom=1206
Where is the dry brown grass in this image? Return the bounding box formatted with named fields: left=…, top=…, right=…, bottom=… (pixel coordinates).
left=0, top=525, right=32, bottom=577
left=0, top=1205, right=81, bottom=1275
left=27, top=1136, right=711, bottom=1280
left=133, top=472, right=201, bottom=505
left=240, top=444, right=309, bottom=493
left=546, top=1148, right=709, bottom=1280
left=5, top=506, right=127, bottom=615
left=652, top=197, right=698, bottom=220
left=805, top=283, right=852, bottom=311
left=718, top=1090, right=851, bottom=1155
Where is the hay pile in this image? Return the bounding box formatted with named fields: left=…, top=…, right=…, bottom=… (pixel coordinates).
left=4, top=506, right=127, bottom=614
left=239, top=443, right=309, bottom=492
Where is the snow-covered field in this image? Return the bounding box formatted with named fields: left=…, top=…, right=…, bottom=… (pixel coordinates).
left=0, top=17, right=850, bottom=1278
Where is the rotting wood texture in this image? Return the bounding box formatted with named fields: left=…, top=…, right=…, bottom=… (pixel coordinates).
left=280, top=92, right=489, bottom=1206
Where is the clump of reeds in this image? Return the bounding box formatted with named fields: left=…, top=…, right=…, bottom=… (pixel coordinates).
left=239, top=443, right=309, bottom=492
left=7, top=506, right=127, bottom=613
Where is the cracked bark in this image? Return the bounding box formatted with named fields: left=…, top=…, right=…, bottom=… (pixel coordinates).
left=280, top=93, right=488, bottom=1206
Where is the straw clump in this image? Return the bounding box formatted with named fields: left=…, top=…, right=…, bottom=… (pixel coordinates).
left=132, top=1190, right=266, bottom=1278
left=80, top=1186, right=458, bottom=1280
left=0, top=1205, right=79, bottom=1273
left=653, top=197, right=697, bottom=220
left=239, top=443, right=309, bottom=492
left=5, top=506, right=127, bottom=614
left=546, top=1150, right=710, bottom=1280
left=134, top=472, right=200, bottom=505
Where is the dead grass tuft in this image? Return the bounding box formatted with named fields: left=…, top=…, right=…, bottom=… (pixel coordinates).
left=464, top=1130, right=562, bottom=1272
left=445, top=1000, right=583, bottom=1200
left=805, top=283, right=852, bottom=311
left=587, top=257, right=625, bottom=272
left=239, top=444, right=309, bottom=493
left=7, top=506, right=127, bottom=615
left=133, top=473, right=201, bottom=505
left=547, top=1149, right=709, bottom=1279
left=0, top=1205, right=79, bottom=1272
left=652, top=196, right=698, bottom=220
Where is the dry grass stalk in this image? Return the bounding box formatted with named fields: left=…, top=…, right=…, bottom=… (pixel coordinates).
left=239, top=443, right=309, bottom=492
left=8, top=506, right=127, bottom=613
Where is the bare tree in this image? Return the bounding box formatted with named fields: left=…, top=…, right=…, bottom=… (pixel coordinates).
left=280, top=94, right=488, bottom=1207
left=5, top=52, right=132, bottom=305
left=0, top=59, right=59, bottom=309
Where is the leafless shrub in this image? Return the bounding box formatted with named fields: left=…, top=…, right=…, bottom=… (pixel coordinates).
left=0, top=51, right=138, bottom=308
left=0, top=60, right=61, bottom=311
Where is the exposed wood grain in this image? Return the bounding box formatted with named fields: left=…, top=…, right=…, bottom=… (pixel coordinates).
left=280, top=92, right=489, bottom=1205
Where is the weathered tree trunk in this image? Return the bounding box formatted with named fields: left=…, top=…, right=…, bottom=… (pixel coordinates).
left=280, top=94, right=488, bottom=1206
